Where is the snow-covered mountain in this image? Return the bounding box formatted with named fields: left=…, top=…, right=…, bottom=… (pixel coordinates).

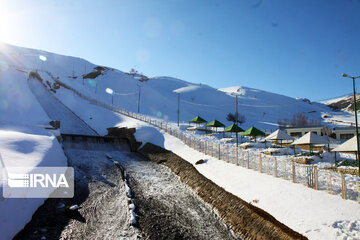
left=0, top=42, right=353, bottom=130
left=322, top=94, right=360, bottom=113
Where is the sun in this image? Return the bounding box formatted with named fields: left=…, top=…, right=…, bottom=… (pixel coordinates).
left=0, top=5, right=20, bottom=44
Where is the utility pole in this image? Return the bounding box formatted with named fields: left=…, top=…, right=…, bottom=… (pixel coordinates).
left=137, top=84, right=141, bottom=113
left=342, top=73, right=360, bottom=176
left=236, top=95, right=238, bottom=124
left=177, top=93, right=180, bottom=126
left=72, top=64, right=75, bottom=78
left=83, top=64, right=86, bottom=85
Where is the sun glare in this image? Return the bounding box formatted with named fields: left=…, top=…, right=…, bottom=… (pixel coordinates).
left=39, top=55, right=47, bottom=61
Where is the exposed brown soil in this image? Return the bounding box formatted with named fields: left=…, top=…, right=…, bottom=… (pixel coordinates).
left=83, top=71, right=101, bottom=79
left=327, top=94, right=360, bottom=112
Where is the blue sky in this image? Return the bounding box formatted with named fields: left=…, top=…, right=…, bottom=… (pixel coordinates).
left=1, top=0, right=360, bottom=101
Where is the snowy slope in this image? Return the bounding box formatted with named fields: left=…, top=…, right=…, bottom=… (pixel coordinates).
left=0, top=46, right=67, bottom=240
left=0, top=68, right=49, bottom=125
left=1, top=42, right=354, bottom=131
left=322, top=94, right=360, bottom=113
left=56, top=70, right=343, bottom=130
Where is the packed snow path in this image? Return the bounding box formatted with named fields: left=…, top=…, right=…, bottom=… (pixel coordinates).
left=28, top=77, right=98, bottom=135
left=110, top=151, right=242, bottom=240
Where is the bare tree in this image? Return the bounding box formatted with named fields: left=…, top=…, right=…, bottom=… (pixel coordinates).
left=226, top=112, right=246, bottom=125
left=291, top=112, right=308, bottom=126
left=278, top=112, right=321, bottom=127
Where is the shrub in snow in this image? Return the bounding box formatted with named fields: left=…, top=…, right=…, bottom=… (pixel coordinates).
left=195, top=159, right=206, bottom=165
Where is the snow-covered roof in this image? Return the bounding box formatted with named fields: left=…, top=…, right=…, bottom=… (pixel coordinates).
left=284, top=125, right=325, bottom=130
left=291, top=132, right=329, bottom=145
left=332, top=135, right=360, bottom=152
left=265, top=129, right=294, bottom=141
left=333, top=126, right=358, bottom=131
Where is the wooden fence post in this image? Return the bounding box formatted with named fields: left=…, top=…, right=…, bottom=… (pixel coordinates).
left=341, top=173, right=346, bottom=199
left=236, top=148, right=239, bottom=166
left=247, top=152, right=250, bottom=168
left=314, top=166, right=318, bottom=190
left=259, top=153, right=262, bottom=173
left=274, top=157, right=277, bottom=177
left=292, top=160, right=295, bottom=183
left=218, top=144, right=221, bottom=160
left=242, top=151, right=245, bottom=167
left=204, top=141, right=207, bottom=155
left=211, top=143, right=213, bottom=157
left=226, top=146, right=229, bottom=163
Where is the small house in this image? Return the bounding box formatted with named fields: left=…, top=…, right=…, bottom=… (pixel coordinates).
left=283, top=125, right=332, bottom=138
left=333, top=126, right=358, bottom=141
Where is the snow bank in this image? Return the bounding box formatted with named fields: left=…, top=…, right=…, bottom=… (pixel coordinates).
left=0, top=60, right=67, bottom=239
left=0, top=126, right=67, bottom=240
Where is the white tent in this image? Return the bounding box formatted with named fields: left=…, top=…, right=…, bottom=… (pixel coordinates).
left=265, top=129, right=294, bottom=141
left=291, top=132, right=329, bottom=145
left=332, top=136, right=359, bottom=153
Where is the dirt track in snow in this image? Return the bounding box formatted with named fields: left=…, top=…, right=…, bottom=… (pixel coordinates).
left=111, top=151, right=242, bottom=240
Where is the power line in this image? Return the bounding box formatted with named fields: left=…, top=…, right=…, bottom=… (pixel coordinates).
left=113, top=91, right=138, bottom=96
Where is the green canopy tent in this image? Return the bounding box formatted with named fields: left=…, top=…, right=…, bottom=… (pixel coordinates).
left=189, top=116, right=207, bottom=127
left=205, top=120, right=225, bottom=135
left=224, top=124, right=244, bottom=147
left=240, top=126, right=266, bottom=142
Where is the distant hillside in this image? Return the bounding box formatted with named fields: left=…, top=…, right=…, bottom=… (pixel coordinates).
left=323, top=94, right=360, bottom=113
left=0, top=42, right=354, bottom=130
